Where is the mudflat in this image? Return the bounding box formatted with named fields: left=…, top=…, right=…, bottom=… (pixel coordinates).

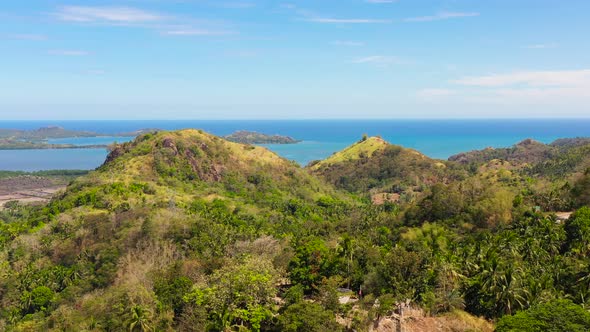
left=0, top=176, right=66, bottom=208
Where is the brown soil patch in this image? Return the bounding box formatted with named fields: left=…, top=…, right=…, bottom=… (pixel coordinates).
left=371, top=192, right=401, bottom=205
left=0, top=176, right=66, bottom=209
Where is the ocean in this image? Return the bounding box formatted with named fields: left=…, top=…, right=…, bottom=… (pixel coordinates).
left=1, top=119, right=590, bottom=171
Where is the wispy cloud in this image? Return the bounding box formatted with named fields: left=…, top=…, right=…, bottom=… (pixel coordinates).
left=86, top=69, right=106, bottom=75
left=405, top=11, right=479, bottom=22
left=54, top=6, right=165, bottom=24
left=420, top=69, right=590, bottom=106
left=162, top=29, right=234, bottom=36
left=352, top=55, right=406, bottom=66
left=221, top=2, right=256, bottom=9
left=452, top=69, right=590, bottom=87
left=331, top=40, right=364, bottom=47
left=6, top=34, right=47, bottom=41
left=47, top=49, right=90, bottom=56
left=416, top=88, right=457, bottom=102
left=281, top=3, right=390, bottom=24
left=306, top=17, right=391, bottom=24
left=524, top=43, right=558, bottom=49
left=52, top=5, right=235, bottom=38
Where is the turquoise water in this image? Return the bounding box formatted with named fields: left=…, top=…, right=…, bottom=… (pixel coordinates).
left=1, top=120, right=589, bottom=171
left=0, top=149, right=108, bottom=172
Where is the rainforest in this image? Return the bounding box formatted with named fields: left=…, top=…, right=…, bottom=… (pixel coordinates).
left=1, top=129, right=589, bottom=331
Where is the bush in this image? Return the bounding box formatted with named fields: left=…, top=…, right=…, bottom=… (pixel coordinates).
left=277, top=302, right=341, bottom=332
left=496, top=299, right=590, bottom=332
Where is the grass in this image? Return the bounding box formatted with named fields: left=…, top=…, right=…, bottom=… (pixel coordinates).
left=310, top=136, right=388, bottom=170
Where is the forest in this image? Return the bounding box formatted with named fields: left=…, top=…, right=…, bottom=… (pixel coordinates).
left=1, top=129, right=589, bottom=331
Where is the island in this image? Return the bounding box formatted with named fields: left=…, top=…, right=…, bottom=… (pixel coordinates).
left=0, top=126, right=147, bottom=150
left=223, top=130, right=301, bottom=144
left=0, top=139, right=108, bottom=150
left=0, top=126, right=99, bottom=140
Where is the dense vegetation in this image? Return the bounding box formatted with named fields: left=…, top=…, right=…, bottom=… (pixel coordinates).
left=224, top=131, right=301, bottom=144
left=0, top=130, right=589, bottom=331
left=0, top=126, right=99, bottom=140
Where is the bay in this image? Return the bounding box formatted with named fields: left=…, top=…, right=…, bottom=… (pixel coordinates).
left=1, top=119, right=589, bottom=171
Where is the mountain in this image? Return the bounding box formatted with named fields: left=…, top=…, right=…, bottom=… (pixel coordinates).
left=449, top=138, right=590, bottom=179
left=2, top=130, right=590, bottom=331
left=0, top=129, right=354, bottom=331
left=309, top=136, right=462, bottom=201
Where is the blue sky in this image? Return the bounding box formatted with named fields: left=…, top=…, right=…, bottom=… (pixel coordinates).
left=1, top=0, right=589, bottom=119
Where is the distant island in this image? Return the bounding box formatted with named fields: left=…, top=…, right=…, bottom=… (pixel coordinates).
left=0, top=126, right=157, bottom=150
left=0, top=139, right=107, bottom=150
left=0, top=127, right=302, bottom=150
left=224, top=130, right=301, bottom=144
left=0, top=126, right=99, bottom=140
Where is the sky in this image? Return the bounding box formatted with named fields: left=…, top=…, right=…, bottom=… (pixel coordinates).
left=1, top=0, right=589, bottom=120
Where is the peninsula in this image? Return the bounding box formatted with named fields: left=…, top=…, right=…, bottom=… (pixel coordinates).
left=223, top=130, right=301, bottom=144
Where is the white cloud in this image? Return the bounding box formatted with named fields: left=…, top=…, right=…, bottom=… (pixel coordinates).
left=53, top=5, right=234, bottom=38
left=452, top=69, right=590, bottom=87
left=221, top=2, right=256, bottom=9
left=162, top=29, right=234, bottom=36
left=417, top=88, right=456, bottom=98
left=306, top=17, right=391, bottom=24
left=55, top=6, right=164, bottom=24
left=405, top=11, right=479, bottom=22
left=6, top=34, right=47, bottom=41
left=352, top=55, right=406, bottom=66
left=420, top=69, right=590, bottom=107
left=47, top=50, right=90, bottom=56
left=86, top=69, right=106, bottom=75
left=524, top=43, right=558, bottom=49
left=331, top=40, right=364, bottom=47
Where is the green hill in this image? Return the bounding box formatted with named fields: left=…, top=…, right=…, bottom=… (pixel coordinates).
left=309, top=136, right=462, bottom=201
left=2, top=130, right=590, bottom=331
left=0, top=129, right=354, bottom=331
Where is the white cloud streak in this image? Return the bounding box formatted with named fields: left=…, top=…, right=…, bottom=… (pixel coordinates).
left=162, top=29, right=234, bottom=36
left=331, top=40, right=364, bottom=47
left=53, top=5, right=234, bottom=38
left=6, top=34, right=47, bottom=41
left=419, top=69, right=590, bottom=107
left=47, top=50, right=90, bottom=56
left=405, top=11, right=479, bottom=22
left=306, top=17, right=391, bottom=24
left=524, top=43, right=558, bottom=49
left=352, top=55, right=406, bottom=66
left=55, top=6, right=164, bottom=23
left=452, top=69, right=590, bottom=87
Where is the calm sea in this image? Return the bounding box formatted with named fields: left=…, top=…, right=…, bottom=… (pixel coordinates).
left=1, top=119, right=589, bottom=171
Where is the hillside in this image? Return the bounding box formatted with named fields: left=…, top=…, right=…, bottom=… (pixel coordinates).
left=0, top=129, right=358, bottom=331
left=309, top=136, right=461, bottom=201
left=1, top=130, right=590, bottom=331
left=449, top=138, right=590, bottom=178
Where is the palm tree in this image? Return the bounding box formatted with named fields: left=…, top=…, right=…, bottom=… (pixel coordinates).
left=127, top=304, right=153, bottom=332
left=492, top=268, right=528, bottom=316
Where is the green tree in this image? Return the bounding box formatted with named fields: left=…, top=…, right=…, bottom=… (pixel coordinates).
left=496, top=299, right=590, bottom=332
left=277, top=302, right=341, bottom=332
left=565, top=207, right=590, bottom=254
left=127, top=304, right=154, bottom=332
left=184, top=258, right=278, bottom=331
left=29, top=286, right=54, bottom=312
